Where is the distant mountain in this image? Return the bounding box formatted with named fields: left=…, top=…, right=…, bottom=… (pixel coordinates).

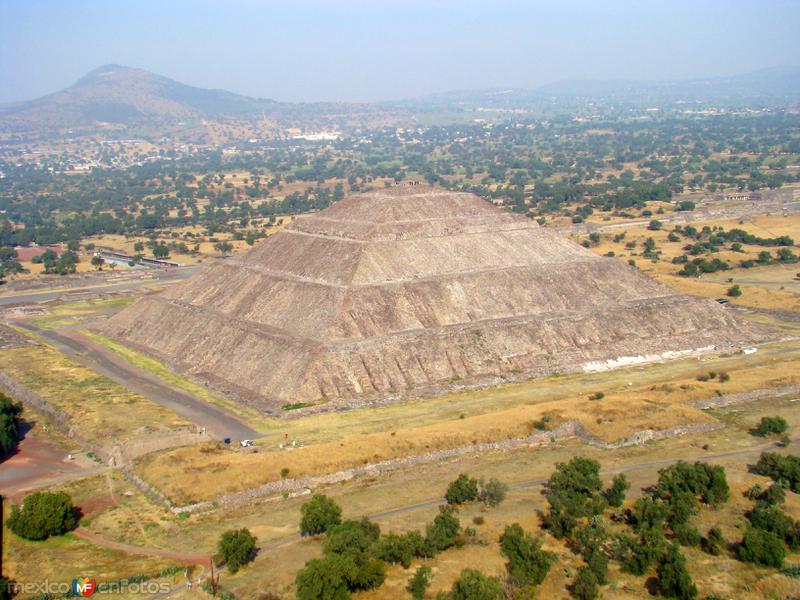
left=0, top=65, right=408, bottom=141
left=536, top=67, right=800, bottom=103
left=0, top=64, right=274, bottom=133
left=393, top=67, right=800, bottom=111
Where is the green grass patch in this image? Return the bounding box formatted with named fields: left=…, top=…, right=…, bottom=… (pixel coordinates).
left=282, top=402, right=312, bottom=411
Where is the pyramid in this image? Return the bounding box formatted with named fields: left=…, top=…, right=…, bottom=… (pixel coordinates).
left=101, top=186, right=764, bottom=413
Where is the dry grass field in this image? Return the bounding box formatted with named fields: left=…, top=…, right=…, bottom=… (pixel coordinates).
left=577, top=213, right=800, bottom=312
left=0, top=342, right=188, bottom=444
left=135, top=339, right=800, bottom=505
left=10, top=394, right=798, bottom=599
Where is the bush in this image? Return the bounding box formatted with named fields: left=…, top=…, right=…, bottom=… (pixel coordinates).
left=673, top=523, right=702, bottom=547
left=648, top=220, right=663, bottom=231
left=604, top=474, right=629, bottom=508
left=500, top=523, right=555, bottom=587
left=300, top=494, right=342, bottom=536
left=727, top=284, right=742, bottom=297
left=738, top=527, right=786, bottom=568
left=375, top=531, right=424, bottom=568
left=614, top=528, right=665, bottom=575
left=655, top=543, right=697, bottom=599
left=477, top=478, right=508, bottom=508
left=449, top=569, right=504, bottom=600
left=702, top=527, right=725, bottom=556
left=7, top=491, right=77, bottom=540
left=406, top=566, right=431, bottom=600
left=756, top=416, right=789, bottom=437
left=655, top=461, right=729, bottom=505
left=445, top=474, right=479, bottom=505
left=571, top=566, right=598, bottom=600
left=217, top=528, right=256, bottom=574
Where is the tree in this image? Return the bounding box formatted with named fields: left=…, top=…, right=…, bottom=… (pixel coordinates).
left=571, top=566, right=598, bottom=600
left=217, top=528, right=256, bottom=574
left=655, top=543, right=697, bottom=599
left=449, top=569, right=504, bottom=600
left=7, top=491, right=77, bottom=540
left=423, top=505, right=460, bottom=555
left=406, top=566, right=431, bottom=600
left=375, top=531, right=424, bottom=568
left=214, top=241, right=234, bottom=255
left=678, top=200, right=696, bottom=211
left=445, top=474, right=479, bottom=505
left=737, top=527, right=786, bottom=568
left=478, top=477, right=508, bottom=508
left=324, top=518, right=380, bottom=559
left=604, top=474, right=629, bottom=508
left=500, top=523, right=555, bottom=587
left=755, top=416, right=789, bottom=436
left=152, top=243, right=170, bottom=258
left=296, top=554, right=358, bottom=600
left=544, top=457, right=604, bottom=538
left=648, top=220, right=663, bottom=231
left=0, top=392, right=21, bottom=458
left=300, top=494, right=342, bottom=536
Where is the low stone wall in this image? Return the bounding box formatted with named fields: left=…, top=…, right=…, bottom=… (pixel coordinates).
left=692, top=385, right=800, bottom=410
left=168, top=419, right=722, bottom=515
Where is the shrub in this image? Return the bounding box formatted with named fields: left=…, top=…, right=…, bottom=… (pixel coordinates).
left=648, top=220, right=663, bottom=231
left=604, top=474, right=630, bottom=508
left=500, top=523, right=555, bottom=587
left=673, top=523, right=702, bottom=547
left=655, top=543, right=697, bottom=599
left=478, top=478, right=508, bottom=508
left=0, top=392, right=21, bottom=458
left=738, top=527, right=786, bottom=568
left=702, top=527, right=725, bottom=556
left=473, top=516, right=485, bottom=526
left=614, top=528, right=665, bottom=575
left=449, top=569, right=504, bottom=600
left=445, top=474, right=479, bottom=505
left=6, top=491, right=77, bottom=540
left=756, top=416, right=789, bottom=437
left=217, top=529, right=256, bottom=574
left=571, top=566, right=598, bottom=600
left=718, top=372, right=730, bottom=382
left=406, top=566, right=431, bottom=600
left=544, top=456, right=605, bottom=536
left=655, top=461, right=729, bottom=505
left=300, top=494, right=342, bottom=536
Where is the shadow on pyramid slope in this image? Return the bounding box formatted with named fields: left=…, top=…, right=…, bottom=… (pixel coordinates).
left=99, top=185, right=771, bottom=415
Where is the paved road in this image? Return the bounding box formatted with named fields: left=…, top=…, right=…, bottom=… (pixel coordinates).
left=17, top=322, right=259, bottom=441
left=0, top=267, right=197, bottom=306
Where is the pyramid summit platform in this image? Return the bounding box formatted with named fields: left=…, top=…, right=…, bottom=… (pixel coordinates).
left=101, top=186, right=765, bottom=413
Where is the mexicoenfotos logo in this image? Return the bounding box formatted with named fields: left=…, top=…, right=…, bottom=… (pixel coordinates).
left=72, top=578, right=97, bottom=597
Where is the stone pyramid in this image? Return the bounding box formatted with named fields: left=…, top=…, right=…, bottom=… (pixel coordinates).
left=101, top=186, right=763, bottom=413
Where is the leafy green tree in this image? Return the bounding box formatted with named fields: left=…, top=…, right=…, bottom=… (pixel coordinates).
left=604, top=474, right=629, bottom=508
left=449, top=569, right=504, bottom=600
left=423, top=505, right=460, bottom=556
left=737, top=527, right=786, bottom=568
left=754, top=452, right=800, bottom=492
left=217, top=528, right=256, bottom=574
left=500, top=523, right=555, bottom=587
left=324, top=518, right=380, bottom=559
left=300, top=494, right=342, bottom=536
left=445, top=474, right=479, bottom=505
left=755, top=416, right=789, bottom=436
left=655, top=543, right=697, bottom=599
left=0, top=392, right=21, bottom=458
left=543, top=456, right=604, bottom=537
left=673, top=523, right=702, bottom=547
left=7, top=491, right=77, bottom=540
left=296, top=554, right=358, bottom=600
left=571, top=566, right=598, bottom=600
left=375, top=531, right=424, bottom=568
left=406, top=566, right=431, bottom=600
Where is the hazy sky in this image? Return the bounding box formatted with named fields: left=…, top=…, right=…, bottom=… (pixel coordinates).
left=1, top=0, right=798, bottom=104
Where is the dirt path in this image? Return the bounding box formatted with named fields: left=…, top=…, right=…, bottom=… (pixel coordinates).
left=16, top=322, right=258, bottom=440
left=72, top=528, right=212, bottom=567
